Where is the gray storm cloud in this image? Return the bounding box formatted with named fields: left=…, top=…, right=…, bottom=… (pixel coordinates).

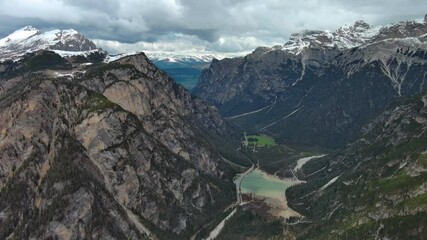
left=0, top=0, right=426, bottom=54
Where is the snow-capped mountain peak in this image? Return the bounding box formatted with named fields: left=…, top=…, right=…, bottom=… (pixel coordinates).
left=279, top=18, right=427, bottom=55
left=0, top=26, right=100, bottom=62
left=281, top=20, right=382, bottom=54
left=0, top=26, right=40, bottom=47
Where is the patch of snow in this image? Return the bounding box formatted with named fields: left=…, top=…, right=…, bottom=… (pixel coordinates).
left=319, top=176, right=339, bottom=191
left=104, top=52, right=139, bottom=63
left=294, top=155, right=327, bottom=172
left=52, top=49, right=101, bottom=57
left=52, top=69, right=86, bottom=78
left=292, top=61, right=306, bottom=86
left=53, top=72, right=74, bottom=78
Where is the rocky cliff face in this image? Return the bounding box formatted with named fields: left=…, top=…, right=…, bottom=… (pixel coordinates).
left=286, top=91, right=427, bottom=239
left=0, top=51, right=244, bottom=239
left=194, top=17, right=427, bottom=148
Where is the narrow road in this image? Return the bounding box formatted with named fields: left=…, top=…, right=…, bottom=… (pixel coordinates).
left=259, top=108, right=301, bottom=131
left=202, top=164, right=255, bottom=240
left=225, top=105, right=273, bottom=119
left=225, top=96, right=277, bottom=120
left=205, top=209, right=237, bottom=240
left=235, top=165, right=255, bottom=205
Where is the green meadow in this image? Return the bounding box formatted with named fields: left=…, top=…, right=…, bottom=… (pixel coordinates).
left=246, top=134, right=277, bottom=147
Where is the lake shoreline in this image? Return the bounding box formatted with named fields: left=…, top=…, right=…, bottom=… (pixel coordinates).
left=239, top=168, right=303, bottom=219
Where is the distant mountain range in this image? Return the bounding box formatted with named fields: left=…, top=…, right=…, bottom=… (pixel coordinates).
left=146, top=53, right=214, bottom=90
left=146, top=52, right=247, bottom=90
left=147, top=53, right=217, bottom=66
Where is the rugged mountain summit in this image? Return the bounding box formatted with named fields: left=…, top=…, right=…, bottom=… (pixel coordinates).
left=281, top=20, right=379, bottom=54
left=0, top=26, right=102, bottom=62
left=0, top=47, right=246, bottom=239
left=194, top=16, right=427, bottom=148
left=280, top=18, right=427, bottom=54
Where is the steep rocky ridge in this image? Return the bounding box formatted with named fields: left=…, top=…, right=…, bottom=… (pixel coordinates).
left=194, top=16, right=427, bottom=148
left=0, top=50, right=248, bottom=239
left=286, top=91, right=427, bottom=239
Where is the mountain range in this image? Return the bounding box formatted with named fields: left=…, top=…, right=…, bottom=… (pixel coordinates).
left=1, top=14, right=427, bottom=240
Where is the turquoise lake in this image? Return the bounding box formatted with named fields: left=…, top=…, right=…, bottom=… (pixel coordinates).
left=240, top=169, right=295, bottom=199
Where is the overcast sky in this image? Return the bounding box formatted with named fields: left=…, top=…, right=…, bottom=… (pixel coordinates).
left=1, top=0, right=426, bottom=55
